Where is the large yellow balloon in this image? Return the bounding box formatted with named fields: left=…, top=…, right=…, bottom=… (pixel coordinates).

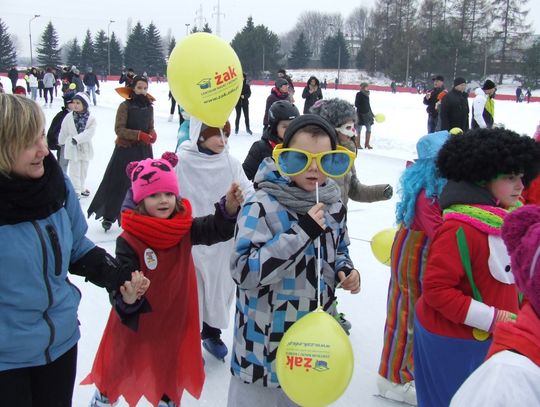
left=167, top=33, right=243, bottom=127
left=371, top=228, right=398, bottom=266
left=276, top=308, right=354, bottom=407
left=374, top=113, right=386, bottom=123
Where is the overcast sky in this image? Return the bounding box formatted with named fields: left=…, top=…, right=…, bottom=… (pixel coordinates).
left=3, top=0, right=540, bottom=59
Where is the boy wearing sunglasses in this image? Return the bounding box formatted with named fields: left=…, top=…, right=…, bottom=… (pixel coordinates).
left=228, top=115, right=361, bottom=406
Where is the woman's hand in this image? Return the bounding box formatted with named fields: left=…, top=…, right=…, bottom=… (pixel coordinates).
left=120, top=271, right=150, bottom=304
left=225, top=182, right=244, bottom=216
left=337, top=269, right=361, bottom=294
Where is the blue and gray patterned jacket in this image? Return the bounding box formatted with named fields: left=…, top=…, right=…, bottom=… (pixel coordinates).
left=230, top=158, right=354, bottom=387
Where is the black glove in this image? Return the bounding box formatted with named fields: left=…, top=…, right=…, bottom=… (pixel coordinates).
left=71, top=138, right=78, bottom=145
left=383, top=185, right=393, bottom=199
left=96, top=89, right=100, bottom=95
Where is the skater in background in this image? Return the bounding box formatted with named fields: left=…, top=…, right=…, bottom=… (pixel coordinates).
left=43, top=67, right=56, bottom=108
left=471, top=80, right=496, bottom=129
left=526, top=88, right=532, bottom=103
left=262, top=78, right=291, bottom=130
left=450, top=204, right=540, bottom=406
left=28, top=68, right=38, bottom=101
left=47, top=90, right=76, bottom=171
left=176, top=118, right=252, bottom=361
left=439, top=77, right=469, bottom=132
left=234, top=73, right=252, bottom=135
left=301, top=75, right=323, bottom=114
left=167, top=90, right=184, bottom=124
left=355, top=82, right=375, bottom=149
left=84, top=152, right=244, bottom=407
left=242, top=100, right=299, bottom=181
left=8, top=66, right=18, bottom=93
left=0, top=93, right=133, bottom=406
left=88, top=75, right=156, bottom=231
left=83, top=67, right=100, bottom=106
left=228, top=115, right=360, bottom=406
left=377, top=130, right=449, bottom=406
left=277, top=68, right=294, bottom=102
left=58, top=92, right=96, bottom=198
left=413, top=128, right=540, bottom=406
left=423, top=75, right=445, bottom=133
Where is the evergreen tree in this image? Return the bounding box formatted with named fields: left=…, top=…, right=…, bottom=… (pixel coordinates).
left=124, top=22, right=147, bottom=74
left=522, top=38, right=540, bottom=87
left=144, top=22, right=166, bottom=76
left=320, top=31, right=350, bottom=69
left=0, top=19, right=17, bottom=71
left=202, top=23, right=213, bottom=33
left=80, top=30, right=95, bottom=70
left=168, top=36, right=176, bottom=56
left=231, top=17, right=282, bottom=77
left=491, top=0, right=532, bottom=83
left=109, top=32, right=123, bottom=75
left=65, top=38, right=82, bottom=68
left=93, top=30, right=108, bottom=75
left=288, top=32, right=311, bottom=68
left=36, top=21, right=62, bottom=68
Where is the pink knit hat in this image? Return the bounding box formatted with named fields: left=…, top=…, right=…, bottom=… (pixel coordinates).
left=501, top=205, right=540, bottom=316
left=126, top=152, right=179, bottom=204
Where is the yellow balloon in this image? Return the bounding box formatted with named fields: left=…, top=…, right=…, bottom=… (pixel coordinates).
left=374, top=113, right=386, bottom=123
left=276, top=308, right=354, bottom=407
left=449, top=127, right=463, bottom=135
left=167, top=33, right=243, bottom=127
left=371, top=228, right=398, bottom=266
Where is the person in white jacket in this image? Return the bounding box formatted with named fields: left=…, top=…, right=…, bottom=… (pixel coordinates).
left=176, top=116, right=253, bottom=361
left=471, top=79, right=496, bottom=129
left=59, top=92, right=96, bottom=197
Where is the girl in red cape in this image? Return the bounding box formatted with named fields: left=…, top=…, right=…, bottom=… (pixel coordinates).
left=83, top=152, right=244, bottom=407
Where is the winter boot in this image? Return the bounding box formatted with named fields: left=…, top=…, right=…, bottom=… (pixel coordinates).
left=235, top=127, right=239, bottom=135
left=353, top=135, right=363, bottom=149
left=168, top=114, right=174, bottom=122
left=377, top=376, right=417, bottom=406
left=365, top=132, right=373, bottom=149
left=89, top=389, right=118, bottom=407
left=246, top=128, right=253, bottom=135
left=202, top=337, right=228, bottom=361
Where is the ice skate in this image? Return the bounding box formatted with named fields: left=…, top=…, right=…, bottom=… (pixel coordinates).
left=377, top=376, right=417, bottom=406
left=102, top=219, right=113, bottom=232
left=202, top=337, right=228, bottom=361
left=89, top=389, right=117, bottom=407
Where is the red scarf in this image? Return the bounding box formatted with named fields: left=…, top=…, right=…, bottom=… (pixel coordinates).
left=120, top=198, right=193, bottom=249
left=487, top=301, right=540, bottom=367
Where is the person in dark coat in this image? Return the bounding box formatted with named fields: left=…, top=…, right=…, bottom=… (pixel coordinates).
left=439, top=77, right=469, bottom=132
left=243, top=100, right=299, bottom=180
left=262, top=78, right=290, bottom=129
left=423, top=75, right=445, bottom=133
left=234, top=73, right=252, bottom=134
left=301, top=76, right=323, bottom=114
left=8, top=66, right=19, bottom=93
left=355, top=82, right=375, bottom=149
left=88, top=76, right=156, bottom=231
left=277, top=68, right=295, bottom=102
left=47, top=91, right=76, bottom=172
left=119, top=68, right=136, bottom=88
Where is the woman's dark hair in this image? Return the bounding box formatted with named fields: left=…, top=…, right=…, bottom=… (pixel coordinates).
left=436, top=128, right=540, bottom=186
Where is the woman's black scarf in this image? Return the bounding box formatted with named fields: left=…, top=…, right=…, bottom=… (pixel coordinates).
left=0, top=154, right=66, bottom=225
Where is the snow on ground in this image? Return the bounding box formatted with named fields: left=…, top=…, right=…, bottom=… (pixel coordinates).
left=4, top=76, right=538, bottom=406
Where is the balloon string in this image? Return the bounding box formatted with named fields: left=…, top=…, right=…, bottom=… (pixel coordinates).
left=316, top=182, right=321, bottom=309
left=220, top=128, right=235, bottom=181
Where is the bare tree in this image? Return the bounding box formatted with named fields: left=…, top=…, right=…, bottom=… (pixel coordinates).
left=295, top=11, right=343, bottom=58
left=346, top=7, right=370, bottom=44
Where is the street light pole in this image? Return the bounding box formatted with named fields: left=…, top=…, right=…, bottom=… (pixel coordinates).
left=337, top=45, right=341, bottom=86
left=405, top=43, right=410, bottom=87
left=28, top=14, right=40, bottom=67
left=107, top=20, right=115, bottom=78
left=185, top=23, right=191, bottom=36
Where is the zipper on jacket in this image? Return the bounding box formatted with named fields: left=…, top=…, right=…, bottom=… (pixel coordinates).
left=46, top=224, right=62, bottom=276
left=32, top=222, right=55, bottom=364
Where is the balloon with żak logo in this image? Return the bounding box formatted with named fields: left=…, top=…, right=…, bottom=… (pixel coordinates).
left=276, top=308, right=354, bottom=407
left=167, top=32, right=243, bottom=127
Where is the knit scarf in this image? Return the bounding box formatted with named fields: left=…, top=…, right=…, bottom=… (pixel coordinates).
left=443, top=203, right=521, bottom=236
left=0, top=153, right=66, bottom=225
left=487, top=302, right=540, bottom=367
left=257, top=178, right=341, bottom=215
left=73, top=110, right=90, bottom=134
left=120, top=198, right=193, bottom=249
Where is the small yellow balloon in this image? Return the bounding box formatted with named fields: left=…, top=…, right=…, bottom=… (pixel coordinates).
left=371, top=228, right=398, bottom=266
left=276, top=309, right=354, bottom=407
left=449, top=127, right=463, bottom=136
left=167, top=33, right=243, bottom=127
left=374, top=113, right=386, bottom=123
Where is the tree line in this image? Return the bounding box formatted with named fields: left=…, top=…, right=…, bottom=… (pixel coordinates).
left=1, top=0, right=539, bottom=87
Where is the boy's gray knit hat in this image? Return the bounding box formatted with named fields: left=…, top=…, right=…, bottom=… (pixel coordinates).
left=309, top=98, right=356, bottom=128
